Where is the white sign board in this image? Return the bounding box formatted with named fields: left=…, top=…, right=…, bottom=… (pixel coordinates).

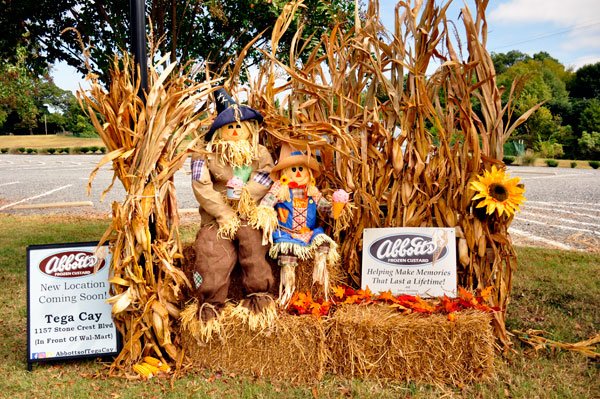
left=362, top=227, right=457, bottom=297
left=27, top=242, right=120, bottom=366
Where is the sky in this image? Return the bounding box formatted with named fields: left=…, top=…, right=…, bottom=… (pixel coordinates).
left=51, top=0, right=600, bottom=94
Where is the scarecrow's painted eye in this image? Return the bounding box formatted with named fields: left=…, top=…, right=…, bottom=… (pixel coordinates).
left=292, top=167, right=297, bottom=172
left=228, top=124, right=234, bottom=129
left=298, top=166, right=304, bottom=172
left=236, top=124, right=241, bottom=128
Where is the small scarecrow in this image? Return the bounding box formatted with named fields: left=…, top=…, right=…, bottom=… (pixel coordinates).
left=251, top=143, right=349, bottom=305
left=189, top=87, right=275, bottom=321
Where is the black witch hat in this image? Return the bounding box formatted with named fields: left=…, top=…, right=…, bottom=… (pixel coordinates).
left=205, top=87, right=263, bottom=141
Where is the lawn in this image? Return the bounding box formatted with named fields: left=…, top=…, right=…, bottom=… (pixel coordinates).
left=0, top=134, right=106, bottom=150
left=0, top=214, right=598, bottom=398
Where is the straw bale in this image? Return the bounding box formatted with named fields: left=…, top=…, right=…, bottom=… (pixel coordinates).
left=181, top=309, right=326, bottom=383
left=325, top=305, right=495, bottom=384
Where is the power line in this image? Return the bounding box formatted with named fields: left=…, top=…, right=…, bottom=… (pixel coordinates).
left=491, top=20, right=600, bottom=50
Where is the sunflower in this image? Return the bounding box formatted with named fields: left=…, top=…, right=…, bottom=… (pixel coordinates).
left=470, top=165, right=526, bottom=217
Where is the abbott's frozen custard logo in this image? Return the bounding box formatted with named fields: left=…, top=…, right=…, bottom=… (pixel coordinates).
left=368, top=234, right=448, bottom=266
left=38, top=251, right=105, bottom=278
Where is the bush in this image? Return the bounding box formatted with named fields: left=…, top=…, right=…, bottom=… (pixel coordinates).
left=545, top=159, right=558, bottom=167
left=61, top=147, right=70, bottom=154
left=0, top=148, right=8, bottom=153
left=589, top=160, right=600, bottom=169
left=72, top=147, right=82, bottom=154
left=503, top=155, right=515, bottom=165
left=26, top=148, right=35, bottom=154
left=18, top=147, right=25, bottom=153
left=518, top=149, right=538, bottom=166
left=89, top=146, right=99, bottom=153
left=46, top=148, right=57, bottom=154
left=80, top=147, right=90, bottom=153
left=100, top=147, right=107, bottom=154
left=571, top=162, right=577, bottom=168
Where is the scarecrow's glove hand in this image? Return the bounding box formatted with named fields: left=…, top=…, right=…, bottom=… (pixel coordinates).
left=249, top=205, right=278, bottom=245
left=217, top=214, right=240, bottom=240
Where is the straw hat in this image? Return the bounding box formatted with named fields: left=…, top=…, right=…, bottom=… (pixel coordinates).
left=270, top=143, right=321, bottom=180
left=206, top=87, right=263, bottom=141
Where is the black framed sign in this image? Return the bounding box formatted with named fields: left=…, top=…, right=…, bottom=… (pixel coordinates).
left=27, top=241, right=120, bottom=369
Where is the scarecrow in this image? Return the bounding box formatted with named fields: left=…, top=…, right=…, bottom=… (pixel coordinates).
left=251, top=143, right=349, bottom=304
left=189, top=88, right=275, bottom=321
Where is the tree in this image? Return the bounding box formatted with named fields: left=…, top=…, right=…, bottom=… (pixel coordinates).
left=496, top=54, right=573, bottom=153
left=1, top=0, right=356, bottom=84
left=578, top=98, right=600, bottom=134
left=0, top=47, right=40, bottom=133
left=567, top=62, right=600, bottom=99
left=491, top=50, right=530, bottom=75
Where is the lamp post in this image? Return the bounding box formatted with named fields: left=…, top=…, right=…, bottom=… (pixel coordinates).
left=130, top=0, right=148, bottom=102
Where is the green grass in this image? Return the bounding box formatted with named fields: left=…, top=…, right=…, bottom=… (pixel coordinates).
left=0, top=214, right=598, bottom=398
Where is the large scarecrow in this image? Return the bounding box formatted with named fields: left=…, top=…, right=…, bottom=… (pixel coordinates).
left=189, top=88, right=275, bottom=320
left=252, top=143, right=349, bottom=304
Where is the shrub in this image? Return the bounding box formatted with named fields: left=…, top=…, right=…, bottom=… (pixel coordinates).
left=545, top=159, right=558, bottom=167
left=0, top=148, right=8, bottom=153
left=100, top=147, right=107, bottom=153
left=503, top=155, right=515, bottom=165
left=47, top=148, right=57, bottom=154
left=89, top=146, right=99, bottom=153
left=72, top=147, right=82, bottom=154
left=61, top=147, right=70, bottom=154
left=589, top=160, right=600, bottom=169
left=26, top=148, right=35, bottom=154
left=80, top=147, right=90, bottom=153
left=518, top=149, right=538, bottom=166
left=570, top=162, right=577, bottom=168
left=18, top=147, right=26, bottom=153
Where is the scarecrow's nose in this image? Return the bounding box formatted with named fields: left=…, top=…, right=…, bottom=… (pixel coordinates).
left=232, top=130, right=238, bottom=136
left=296, top=172, right=302, bottom=178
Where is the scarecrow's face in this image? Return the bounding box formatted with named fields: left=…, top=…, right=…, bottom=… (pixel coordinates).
left=218, top=120, right=252, bottom=141
left=282, top=163, right=311, bottom=186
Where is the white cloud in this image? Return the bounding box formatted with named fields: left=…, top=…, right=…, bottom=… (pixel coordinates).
left=490, top=0, right=600, bottom=26
left=567, top=54, right=600, bottom=70
left=564, top=24, right=600, bottom=51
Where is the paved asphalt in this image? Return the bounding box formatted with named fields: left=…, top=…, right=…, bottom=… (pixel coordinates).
left=1, top=154, right=599, bottom=251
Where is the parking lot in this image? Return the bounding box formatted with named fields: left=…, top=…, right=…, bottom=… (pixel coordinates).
left=1, top=154, right=599, bottom=251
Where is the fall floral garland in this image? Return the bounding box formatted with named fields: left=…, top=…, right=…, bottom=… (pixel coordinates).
left=287, top=286, right=500, bottom=321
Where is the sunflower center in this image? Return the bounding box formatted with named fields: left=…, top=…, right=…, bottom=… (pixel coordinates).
left=489, top=183, right=508, bottom=202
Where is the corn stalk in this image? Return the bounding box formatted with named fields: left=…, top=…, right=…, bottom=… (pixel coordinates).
left=79, top=53, right=217, bottom=372
left=239, top=0, right=535, bottom=346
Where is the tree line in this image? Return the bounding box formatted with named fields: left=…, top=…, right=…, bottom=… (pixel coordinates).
left=493, top=50, right=600, bottom=161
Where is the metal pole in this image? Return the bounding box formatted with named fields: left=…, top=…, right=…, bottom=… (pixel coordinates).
left=130, top=0, right=148, bottom=102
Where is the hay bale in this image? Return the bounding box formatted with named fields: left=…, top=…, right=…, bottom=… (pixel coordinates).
left=325, top=305, right=495, bottom=384
left=181, top=309, right=326, bottom=383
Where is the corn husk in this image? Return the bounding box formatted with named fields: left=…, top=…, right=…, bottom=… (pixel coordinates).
left=79, top=49, right=218, bottom=373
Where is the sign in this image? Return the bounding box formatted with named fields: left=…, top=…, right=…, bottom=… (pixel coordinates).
left=361, top=227, right=457, bottom=297
left=27, top=242, right=120, bottom=367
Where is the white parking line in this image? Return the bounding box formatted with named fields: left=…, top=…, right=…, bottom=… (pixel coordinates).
left=521, top=205, right=600, bottom=221
left=527, top=200, right=600, bottom=209
left=514, top=216, right=600, bottom=235
left=519, top=173, right=594, bottom=180
left=509, top=227, right=576, bottom=251
left=0, top=181, right=19, bottom=187
left=0, top=184, right=73, bottom=210
left=519, top=210, right=600, bottom=228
